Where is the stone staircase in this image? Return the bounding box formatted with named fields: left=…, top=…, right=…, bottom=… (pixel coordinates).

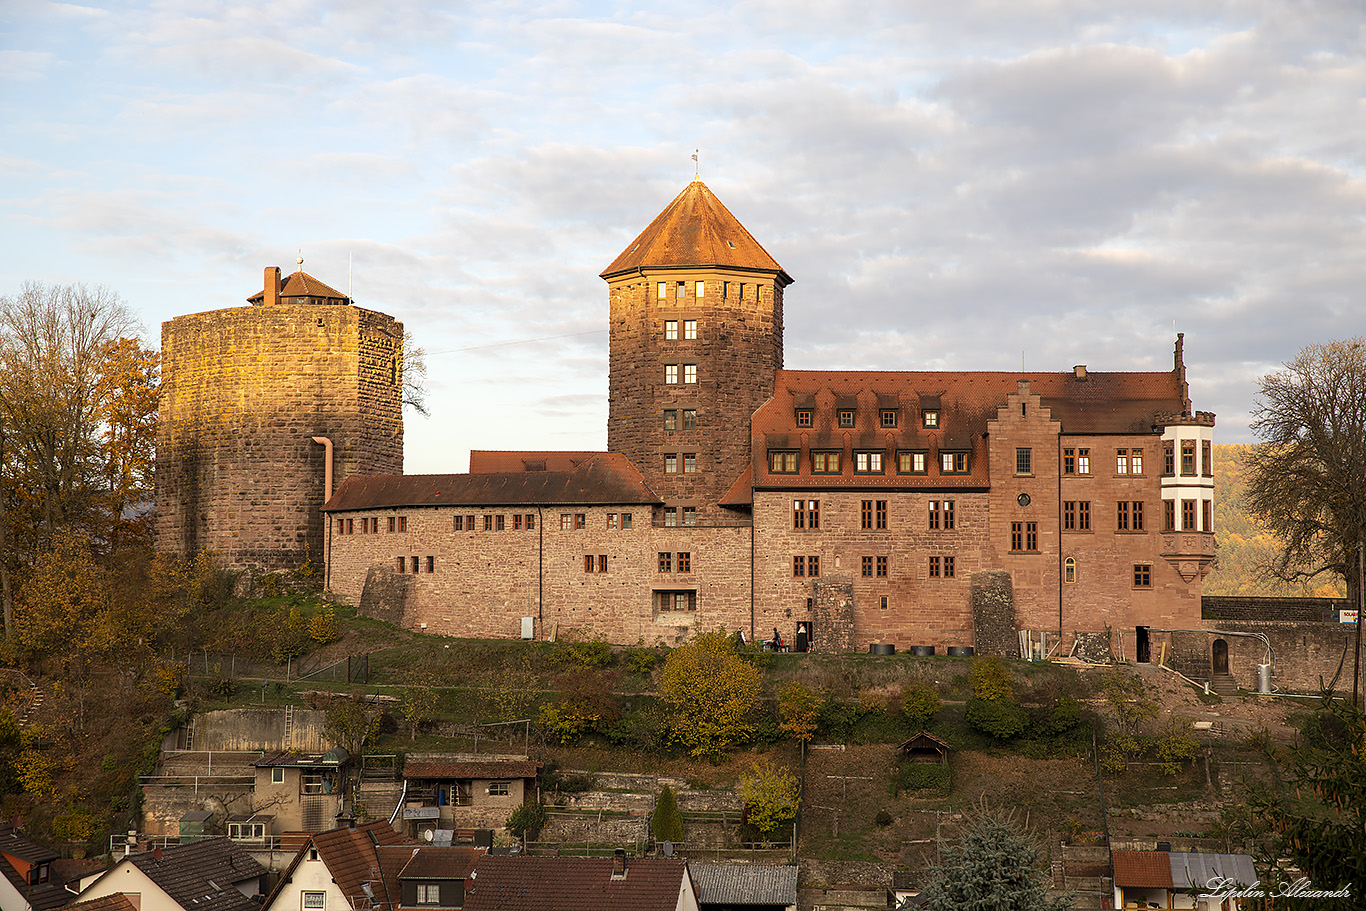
left=1207, top=674, right=1238, bottom=697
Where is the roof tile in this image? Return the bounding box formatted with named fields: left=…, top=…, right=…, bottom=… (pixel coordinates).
left=466, top=856, right=689, bottom=911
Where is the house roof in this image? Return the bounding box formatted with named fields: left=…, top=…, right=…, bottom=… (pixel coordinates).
left=253, top=750, right=350, bottom=768
left=1167, top=852, right=1257, bottom=890
left=601, top=179, right=791, bottom=284
left=0, top=854, right=72, bottom=911
left=323, top=454, right=660, bottom=512
left=0, top=825, right=59, bottom=864
left=65, top=896, right=138, bottom=911
left=1110, top=851, right=1175, bottom=889
left=404, top=759, right=540, bottom=781
left=469, top=452, right=605, bottom=473
left=897, top=732, right=951, bottom=752
left=394, top=845, right=482, bottom=880
left=690, top=863, right=797, bottom=906
left=247, top=270, right=349, bottom=304
left=750, top=368, right=1189, bottom=491
left=122, top=838, right=266, bottom=911
left=465, top=856, right=690, bottom=911
left=265, top=822, right=413, bottom=911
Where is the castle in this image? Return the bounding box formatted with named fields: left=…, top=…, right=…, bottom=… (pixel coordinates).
left=151, top=180, right=1215, bottom=654
left=156, top=263, right=405, bottom=573
left=312, top=178, right=1216, bottom=654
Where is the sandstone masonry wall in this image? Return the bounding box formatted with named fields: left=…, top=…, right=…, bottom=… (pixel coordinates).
left=158, top=304, right=402, bottom=572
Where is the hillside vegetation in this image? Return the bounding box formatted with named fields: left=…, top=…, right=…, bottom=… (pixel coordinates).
left=1205, top=443, right=1345, bottom=597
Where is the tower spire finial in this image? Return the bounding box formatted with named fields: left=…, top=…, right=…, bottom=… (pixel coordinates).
left=692, top=149, right=699, bottom=180
left=296, top=251, right=304, bottom=272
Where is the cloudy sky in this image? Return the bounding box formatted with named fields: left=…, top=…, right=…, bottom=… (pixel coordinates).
left=3, top=0, right=1362, bottom=473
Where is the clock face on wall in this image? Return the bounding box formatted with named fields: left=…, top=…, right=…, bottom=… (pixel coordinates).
left=1017, top=493, right=1031, bottom=507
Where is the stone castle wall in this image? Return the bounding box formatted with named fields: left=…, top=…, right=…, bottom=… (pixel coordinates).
left=157, top=303, right=403, bottom=571
left=607, top=272, right=782, bottom=526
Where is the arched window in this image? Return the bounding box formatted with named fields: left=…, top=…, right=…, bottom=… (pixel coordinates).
left=1064, top=557, right=1076, bottom=583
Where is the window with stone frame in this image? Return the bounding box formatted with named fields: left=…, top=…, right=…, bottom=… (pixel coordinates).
left=793, top=499, right=820, bottom=529
left=621, top=513, right=632, bottom=529
left=682, top=506, right=697, bottom=526
left=1133, top=564, right=1152, bottom=587
left=683, top=364, right=697, bottom=384
left=659, top=552, right=673, bottom=572
left=861, top=556, right=873, bottom=577
left=677, top=552, right=691, bottom=573
left=876, top=555, right=888, bottom=577
left=1164, top=500, right=1176, bottom=531
left=575, top=513, right=586, bottom=529
left=876, top=500, right=888, bottom=529
left=682, top=409, right=697, bottom=430
left=1182, top=498, right=1197, bottom=530
left=898, top=451, right=927, bottom=474
left=1063, top=501, right=1076, bottom=531
left=1202, top=440, right=1213, bottom=477
left=1016, top=448, right=1032, bottom=475
left=664, top=453, right=678, bottom=474
left=928, top=556, right=941, bottom=577
left=664, top=320, right=678, bottom=340
left=1163, top=441, right=1175, bottom=476
left=664, top=409, right=677, bottom=430
left=1077, top=501, right=1090, bottom=531
left=664, top=507, right=677, bottom=527
left=793, top=555, right=806, bottom=577
left=1063, top=448, right=1076, bottom=474
left=1181, top=440, right=1197, bottom=475
left=683, top=453, right=696, bottom=473
left=1076, top=448, right=1091, bottom=474
left=664, top=364, right=679, bottom=384
left=944, top=556, right=955, bottom=578
left=684, top=319, right=697, bottom=339
left=861, top=500, right=873, bottom=529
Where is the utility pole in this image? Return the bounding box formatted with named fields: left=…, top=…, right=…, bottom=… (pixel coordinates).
left=1354, top=541, right=1363, bottom=708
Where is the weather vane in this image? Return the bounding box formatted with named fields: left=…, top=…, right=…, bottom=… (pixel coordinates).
left=692, top=150, right=699, bottom=179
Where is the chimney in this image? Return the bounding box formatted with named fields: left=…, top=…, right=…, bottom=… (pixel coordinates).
left=264, top=267, right=281, bottom=307
left=611, top=848, right=626, bottom=880
left=1073, top=365, right=1087, bottom=380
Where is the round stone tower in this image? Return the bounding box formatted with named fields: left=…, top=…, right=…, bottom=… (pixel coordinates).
left=156, top=265, right=404, bottom=572
left=601, top=178, right=791, bottom=525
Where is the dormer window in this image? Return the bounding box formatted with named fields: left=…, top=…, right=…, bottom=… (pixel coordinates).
left=769, top=451, right=798, bottom=473
left=838, top=410, right=855, bottom=428
left=940, top=451, right=968, bottom=474
left=795, top=409, right=812, bottom=427
left=880, top=410, right=897, bottom=428
left=923, top=410, right=939, bottom=428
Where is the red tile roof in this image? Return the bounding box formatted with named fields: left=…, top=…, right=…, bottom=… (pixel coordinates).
left=469, top=452, right=605, bottom=473
left=601, top=179, right=790, bottom=283
left=66, top=896, right=138, bottom=911
left=395, top=845, right=482, bottom=880
left=247, top=270, right=349, bottom=304
left=265, top=822, right=413, bottom=911
left=323, top=454, right=660, bottom=512
left=109, top=838, right=266, bottom=911
left=1111, top=850, right=1175, bottom=888
left=750, top=368, right=1186, bottom=490
left=404, top=759, right=540, bottom=781
left=465, top=856, right=689, bottom=911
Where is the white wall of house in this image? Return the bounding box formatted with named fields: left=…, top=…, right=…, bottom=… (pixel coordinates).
left=77, top=862, right=181, bottom=911
left=266, top=852, right=353, bottom=911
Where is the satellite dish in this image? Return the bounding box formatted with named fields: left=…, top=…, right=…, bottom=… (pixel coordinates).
left=423, top=829, right=434, bottom=842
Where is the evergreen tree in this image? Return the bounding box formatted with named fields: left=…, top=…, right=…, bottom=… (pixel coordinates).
left=651, top=784, right=684, bottom=843
left=921, top=811, right=1070, bottom=911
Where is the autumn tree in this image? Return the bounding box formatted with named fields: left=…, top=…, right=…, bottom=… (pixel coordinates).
left=399, top=676, right=440, bottom=741
left=738, top=759, right=800, bottom=841
left=323, top=693, right=382, bottom=757
left=1246, top=338, right=1366, bottom=607
left=93, top=337, right=159, bottom=550
left=778, top=680, right=823, bottom=743
left=657, top=629, right=760, bottom=759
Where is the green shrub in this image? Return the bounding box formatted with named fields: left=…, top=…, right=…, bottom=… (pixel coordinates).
left=902, top=683, right=942, bottom=727
left=506, top=802, right=547, bottom=841
left=652, top=785, right=684, bottom=842
left=965, top=696, right=1028, bottom=740
left=1043, top=696, right=1082, bottom=735
left=897, top=761, right=950, bottom=793
left=970, top=657, right=1014, bottom=701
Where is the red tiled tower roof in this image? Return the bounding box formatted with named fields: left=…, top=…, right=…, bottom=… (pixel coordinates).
left=601, top=178, right=791, bottom=282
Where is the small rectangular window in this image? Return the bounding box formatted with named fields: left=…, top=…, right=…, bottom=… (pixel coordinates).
left=664, top=507, right=677, bottom=527
left=272, top=767, right=285, bottom=784
left=622, top=512, right=632, bottom=529
left=855, top=451, right=883, bottom=473
left=794, top=499, right=820, bottom=529
left=682, top=409, right=697, bottom=429
left=664, top=320, right=678, bottom=340
left=1064, top=448, right=1075, bottom=474
left=598, top=554, right=607, bottom=573
left=928, top=556, right=940, bottom=577
left=769, top=450, right=798, bottom=473
left=1202, top=440, right=1212, bottom=477
left=664, top=364, right=679, bottom=384
left=1134, top=564, right=1152, bottom=587
left=411, top=556, right=419, bottom=574
left=676, top=281, right=685, bottom=298
left=346, top=518, right=354, bottom=534
left=695, top=281, right=705, bottom=298
left=944, top=556, right=955, bottom=578
left=684, top=319, right=697, bottom=339
left=1164, top=442, right=1176, bottom=476
left=561, top=514, right=572, bottom=531
left=898, top=451, right=926, bottom=474
left=808, top=555, right=820, bottom=577
left=811, top=450, right=840, bottom=473
left=608, top=513, right=618, bottom=530
left=922, top=410, right=939, bottom=428
left=793, top=555, right=805, bottom=577
left=1133, top=501, right=1144, bottom=531
left=426, top=556, right=435, bottom=573
left=416, top=884, right=440, bottom=905
left=683, top=453, right=696, bottom=473
left=664, top=409, right=677, bottom=430
left=876, top=555, right=888, bottom=577
left=796, top=409, right=813, bottom=427
left=468, top=514, right=477, bottom=530
left=1117, top=500, right=1130, bottom=531
left=838, top=410, right=855, bottom=428
left=484, top=515, right=493, bottom=531
left=1181, top=440, right=1196, bottom=475
left=489, top=781, right=510, bottom=796
left=665, top=453, right=678, bottom=474
left=1064, top=501, right=1076, bottom=531
left=659, top=552, right=673, bottom=572
left=396, top=557, right=406, bottom=573
left=941, top=452, right=967, bottom=473
left=677, top=552, right=690, bottom=573
left=1016, top=448, right=1032, bottom=475
left=877, top=500, right=888, bottom=530
left=1203, top=499, right=1212, bottom=531
left=389, top=516, right=396, bottom=532
left=683, top=506, right=697, bottom=526
left=880, top=595, right=889, bottom=611
left=1026, top=522, right=1038, bottom=551
left=1011, top=522, right=1023, bottom=551
left=1182, top=498, right=1197, bottom=530
left=880, top=410, right=897, bottom=428
left=929, top=500, right=940, bottom=530
left=683, top=364, right=697, bottom=384
left=513, top=514, right=523, bottom=530
left=575, top=513, right=586, bottom=530
left=722, top=281, right=729, bottom=299
left=944, top=500, right=955, bottom=529
left=496, top=514, right=505, bottom=531
left=861, top=556, right=873, bottom=577
left=585, top=554, right=595, bottom=573
left=1078, top=501, right=1090, bottom=531
left=1131, top=450, right=1144, bottom=475
left=303, top=892, right=326, bottom=910
left=861, top=499, right=873, bottom=530
left=1165, top=500, right=1176, bottom=531
left=1076, top=448, right=1090, bottom=475
left=1116, top=450, right=1129, bottom=474
left=657, top=282, right=666, bottom=299
left=399, top=516, right=408, bottom=532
